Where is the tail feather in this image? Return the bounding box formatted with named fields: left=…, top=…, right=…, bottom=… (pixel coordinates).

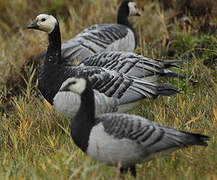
left=139, top=58, right=186, bottom=79
left=118, top=77, right=179, bottom=104
left=181, top=131, right=209, bottom=146
left=161, top=59, right=188, bottom=69
left=161, top=69, right=186, bottom=79
left=164, top=127, right=209, bottom=148
left=132, top=79, right=179, bottom=98
left=157, top=83, right=180, bottom=96
left=132, top=80, right=158, bottom=98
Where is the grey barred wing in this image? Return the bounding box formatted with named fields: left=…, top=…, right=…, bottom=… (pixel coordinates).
left=61, top=24, right=130, bottom=62
left=80, top=51, right=166, bottom=77
left=98, top=113, right=208, bottom=153
left=78, top=24, right=129, bottom=43
left=65, top=66, right=178, bottom=104
left=79, top=67, right=164, bottom=103
left=99, top=113, right=165, bottom=146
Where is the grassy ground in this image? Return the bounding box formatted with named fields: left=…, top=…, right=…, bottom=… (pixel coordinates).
left=0, top=0, right=217, bottom=179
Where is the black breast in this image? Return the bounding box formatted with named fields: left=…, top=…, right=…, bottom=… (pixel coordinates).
left=38, top=63, right=76, bottom=105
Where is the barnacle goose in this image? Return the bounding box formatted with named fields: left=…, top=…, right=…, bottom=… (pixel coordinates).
left=60, top=77, right=209, bottom=177
left=36, top=0, right=140, bottom=64
left=27, top=14, right=178, bottom=118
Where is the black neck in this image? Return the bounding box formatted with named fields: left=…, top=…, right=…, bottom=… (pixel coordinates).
left=117, top=7, right=131, bottom=28
left=45, top=23, right=62, bottom=65
left=78, top=85, right=95, bottom=121
left=70, top=82, right=95, bottom=152
left=117, top=2, right=138, bottom=48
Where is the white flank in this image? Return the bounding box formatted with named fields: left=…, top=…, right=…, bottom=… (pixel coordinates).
left=53, top=91, right=80, bottom=118
left=53, top=90, right=118, bottom=118
left=87, top=121, right=182, bottom=167
left=87, top=123, right=145, bottom=167
left=117, top=100, right=140, bottom=113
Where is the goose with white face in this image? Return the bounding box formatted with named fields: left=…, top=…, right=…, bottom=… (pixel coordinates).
left=54, top=77, right=119, bottom=119
left=62, top=77, right=208, bottom=178
left=60, top=77, right=87, bottom=95
left=128, top=2, right=140, bottom=16
left=27, top=14, right=57, bottom=34
left=34, top=1, right=141, bottom=63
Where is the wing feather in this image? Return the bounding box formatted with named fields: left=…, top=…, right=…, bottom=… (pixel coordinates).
left=97, top=113, right=208, bottom=153
left=80, top=51, right=185, bottom=78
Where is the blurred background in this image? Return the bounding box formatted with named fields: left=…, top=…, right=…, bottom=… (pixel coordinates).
left=0, top=1, right=216, bottom=179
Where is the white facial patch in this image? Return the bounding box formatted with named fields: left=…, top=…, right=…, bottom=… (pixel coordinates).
left=36, top=14, right=57, bottom=33
left=128, top=2, right=139, bottom=16
left=62, top=77, right=87, bottom=95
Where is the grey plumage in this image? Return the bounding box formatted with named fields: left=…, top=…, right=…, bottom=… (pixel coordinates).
left=27, top=13, right=180, bottom=121
left=100, top=113, right=209, bottom=148
left=35, top=23, right=136, bottom=64
left=54, top=90, right=118, bottom=118
left=54, top=68, right=178, bottom=118
left=59, top=77, right=209, bottom=177
left=86, top=68, right=179, bottom=103
left=62, top=24, right=131, bottom=63
left=80, top=51, right=186, bottom=79
left=34, top=0, right=141, bottom=63
left=87, top=112, right=209, bottom=167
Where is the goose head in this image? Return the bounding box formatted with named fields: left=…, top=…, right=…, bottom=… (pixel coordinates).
left=59, top=77, right=87, bottom=95
left=27, top=14, right=57, bottom=34
left=128, top=1, right=140, bottom=16
left=119, top=0, right=141, bottom=17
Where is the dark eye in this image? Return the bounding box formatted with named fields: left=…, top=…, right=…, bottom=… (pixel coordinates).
left=41, top=18, right=46, bottom=22
left=70, top=81, right=76, bottom=85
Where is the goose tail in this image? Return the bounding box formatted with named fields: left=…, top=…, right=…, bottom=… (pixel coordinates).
left=180, top=131, right=209, bottom=146
left=161, top=59, right=188, bottom=68
left=159, top=59, right=188, bottom=79
left=160, top=69, right=186, bottom=79
left=157, top=83, right=180, bottom=96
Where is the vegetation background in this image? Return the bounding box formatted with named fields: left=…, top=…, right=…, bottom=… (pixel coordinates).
left=0, top=0, right=216, bottom=179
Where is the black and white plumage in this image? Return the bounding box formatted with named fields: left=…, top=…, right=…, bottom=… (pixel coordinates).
left=45, top=65, right=178, bottom=118
left=27, top=14, right=179, bottom=118
left=36, top=0, right=140, bottom=64
left=60, top=77, right=209, bottom=177
left=80, top=51, right=185, bottom=79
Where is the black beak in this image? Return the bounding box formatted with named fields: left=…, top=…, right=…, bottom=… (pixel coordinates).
left=27, top=20, right=39, bottom=29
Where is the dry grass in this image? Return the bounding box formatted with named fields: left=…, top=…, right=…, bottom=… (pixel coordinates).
left=0, top=0, right=217, bottom=179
